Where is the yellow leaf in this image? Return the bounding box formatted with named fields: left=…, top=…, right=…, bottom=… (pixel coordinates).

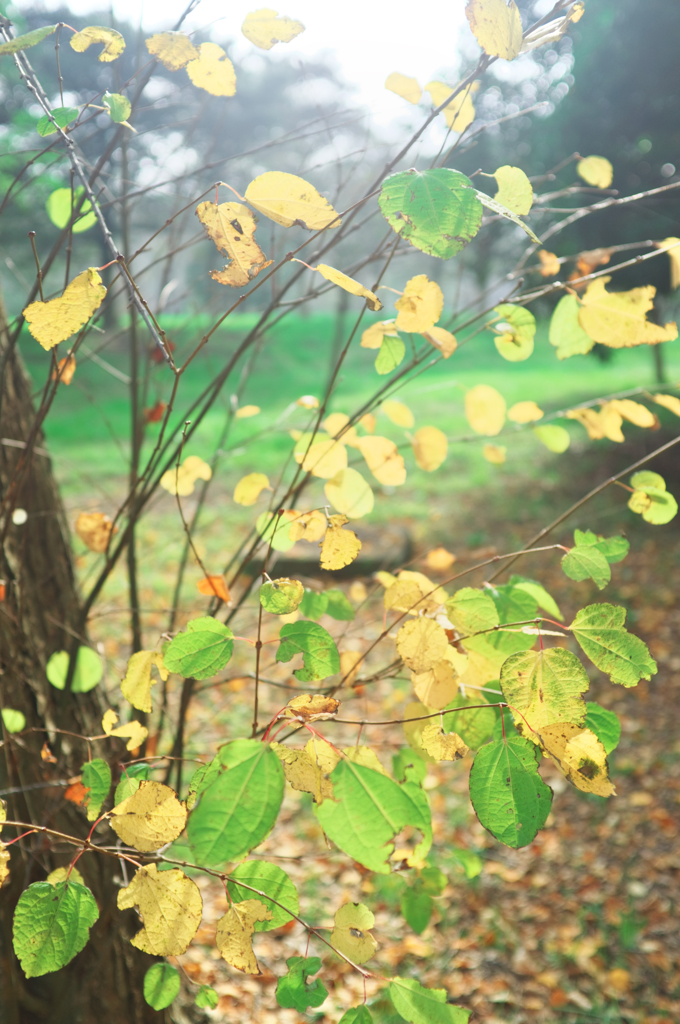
left=46, top=866, right=84, bottom=886
left=578, top=277, right=677, bottom=348
left=465, top=0, right=523, bottom=60
left=217, top=900, right=272, bottom=973
left=608, top=398, right=656, bottom=428
left=412, top=652, right=461, bottom=710
left=382, top=400, right=414, bottom=429
left=655, top=237, right=680, bottom=290
left=421, top=721, right=469, bottom=761
left=538, top=250, right=561, bottom=276
left=109, top=780, right=187, bottom=851
left=0, top=842, right=10, bottom=887
left=384, top=580, right=436, bottom=617
left=330, top=903, right=378, bottom=964
left=340, top=649, right=363, bottom=685
left=508, top=400, right=543, bottom=423
left=121, top=650, right=167, bottom=714
left=425, top=81, right=476, bottom=132
left=360, top=319, right=399, bottom=349
left=102, top=710, right=148, bottom=752
left=653, top=392, right=680, bottom=418
left=394, top=275, right=444, bottom=334
left=196, top=202, right=272, bottom=287
left=236, top=404, right=261, bottom=418
left=233, top=472, right=270, bottom=505
left=493, top=165, right=533, bottom=215
left=375, top=570, right=397, bottom=589
left=425, top=546, right=456, bottom=572
left=245, top=171, right=341, bottom=230
left=241, top=8, right=305, bottom=50
left=296, top=394, right=319, bottom=408
left=160, top=455, right=212, bottom=497
left=23, top=268, right=106, bottom=351
left=302, top=438, right=348, bottom=479
left=288, top=509, right=327, bottom=542
left=483, top=443, right=506, bottom=464
left=271, top=742, right=335, bottom=802
left=145, top=31, right=198, bottom=70
left=399, top=570, right=447, bottom=606
left=421, top=325, right=457, bottom=358
left=325, top=467, right=374, bottom=518
left=75, top=511, right=116, bottom=553
left=186, top=42, right=236, bottom=96
left=402, top=701, right=437, bottom=764
left=70, top=25, right=125, bottom=62
left=465, top=384, right=506, bottom=435
left=385, top=72, right=422, bottom=104
left=305, top=734, right=340, bottom=775
left=117, top=864, right=202, bottom=955
left=343, top=745, right=389, bottom=775
left=360, top=412, right=376, bottom=433
left=599, top=403, right=624, bottom=442
left=577, top=155, right=613, bottom=189
left=320, top=514, right=362, bottom=571
left=356, top=435, right=406, bottom=485
left=52, top=354, right=76, bottom=385
left=283, top=694, right=341, bottom=721
left=566, top=407, right=606, bottom=440
left=412, top=425, right=447, bottom=472
left=538, top=724, right=615, bottom=797
left=315, top=264, right=382, bottom=311
left=323, top=412, right=354, bottom=441
left=397, top=618, right=449, bottom=673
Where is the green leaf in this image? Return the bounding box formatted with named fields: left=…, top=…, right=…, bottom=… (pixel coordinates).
left=0, top=25, right=57, bottom=55
left=401, top=886, right=433, bottom=934
left=469, top=734, right=552, bottom=848
left=164, top=617, right=234, bottom=679
left=260, top=577, right=304, bottom=614
left=102, top=91, right=131, bottom=123
left=475, top=191, right=541, bottom=244
left=629, top=485, right=678, bottom=524
left=195, top=985, right=219, bottom=1009
left=390, top=977, right=470, bottom=1024
left=339, top=1008, right=374, bottom=1024
left=276, top=956, right=328, bottom=1012
left=12, top=880, right=99, bottom=978
left=533, top=423, right=571, bottom=453
left=276, top=620, right=340, bottom=682
left=45, top=187, right=96, bottom=233
left=46, top=647, right=102, bottom=693
left=630, top=470, right=666, bottom=491
left=375, top=334, right=405, bottom=374
left=36, top=106, right=79, bottom=136
left=392, top=748, right=427, bottom=785
left=227, top=860, right=299, bottom=930
left=114, top=763, right=150, bottom=805
left=449, top=846, right=483, bottom=879
left=444, top=587, right=498, bottom=636
left=314, top=761, right=432, bottom=873
left=420, top=864, right=447, bottom=894
left=187, top=743, right=283, bottom=867
left=549, top=294, right=594, bottom=359
left=443, top=695, right=496, bottom=750
left=508, top=574, right=563, bottom=621
left=218, top=737, right=263, bottom=768
left=492, top=302, right=536, bottom=361
left=325, top=589, right=355, bottom=620
left=562, top=545, right=611, bottom=590
left=143, top=963, right=180, bottom=1010
left=573, top=529, right=630, bottom=564
left=1, top=708, right=26, bottom=733
left=584, top=701, right=621, bottom=755
left=81, top=759, right=111, bottom=821
left=378, top=168, right=482, bottom=259
left=256, top=511, right=296, bottom=552
left=570, top=603, right=657, bottom=687
left=500, top=647, right=590, bottom=734
left=186, top=755, right=223, bottom=809
left=479, top=584, right=538, bottom=656
left=299, top=589, right=329, bottom=619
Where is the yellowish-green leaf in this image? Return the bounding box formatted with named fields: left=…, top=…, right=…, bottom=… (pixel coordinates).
left=385, top=72, right=422, bottom=104
left=146, top=31, right=198, bottom=70
left=117, top=864, right=202, bottom=955
left=382, top=400, right=414, bottom=428
left=395, top=275, right=444, bottom=334
left=197, top=201, right=272, bottom=287
left=493, top=165, right=533, bottom=215
left=160, top=455, right=212, bottom=496
left=375, top=334, right=405, bottom=374
left=465, top=384, right=506, bottom=435
left=241, top=9, right=305, bottom=50
left=325, top=467, right=374, bottom=518
left=412, top=426, right=447, bottom=471
left=493, top=303, right=536, bottom=361
left=216, top=899, right=272, bottom=973
left=577, top=155, right=613, bottom=189
left=46, top=866, right=85, bottom=887
left=579, top=276, right=678, bottom=347
left=425, top=80, right=476, bottom=132
left=186, top=42, right=236, bottom=96
left=538, top=724, right=615, bottom=796
left=109, top=781, right=187, bottom=852
left=421, top=721, right=469, bottom=761
left=330, top=903, right=377, bottom=963
left=500, top=647, right=589, bottom=738
left=465, top=0, right=523, bottom=60
left=549, top=293, right=594, bottom=359
left=121, top=650, right=167, bottom=713
left=508, top=400, right=543, bottom=423
left=412, top=653, right=462, bottom=710
left=271, top=742, right=334, bottom=802
left=245, top=171, right=340, bottom=229
left=0, top=25, right=57, bottom=56
left=397, top=618, right=449, bottom=673
left=533, top=424, right=570, bottom=453
left=70, top=26, right=125, bottom=62
left=356, top=435, right=406, bottom=485
left=315, top=264, right=382, bottom=310
left=23, top=269, right=106, bottom=351
left=320, top=514, right=362, bottom=571
left=233, top=472, right=270, bottom=505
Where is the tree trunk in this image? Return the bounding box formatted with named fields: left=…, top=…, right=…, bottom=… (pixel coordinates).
left=0, top=292, right=163, bottom=1022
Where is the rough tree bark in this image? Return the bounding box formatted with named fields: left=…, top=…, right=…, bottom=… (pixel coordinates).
left=0, top=291, right=164, bottom=1022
